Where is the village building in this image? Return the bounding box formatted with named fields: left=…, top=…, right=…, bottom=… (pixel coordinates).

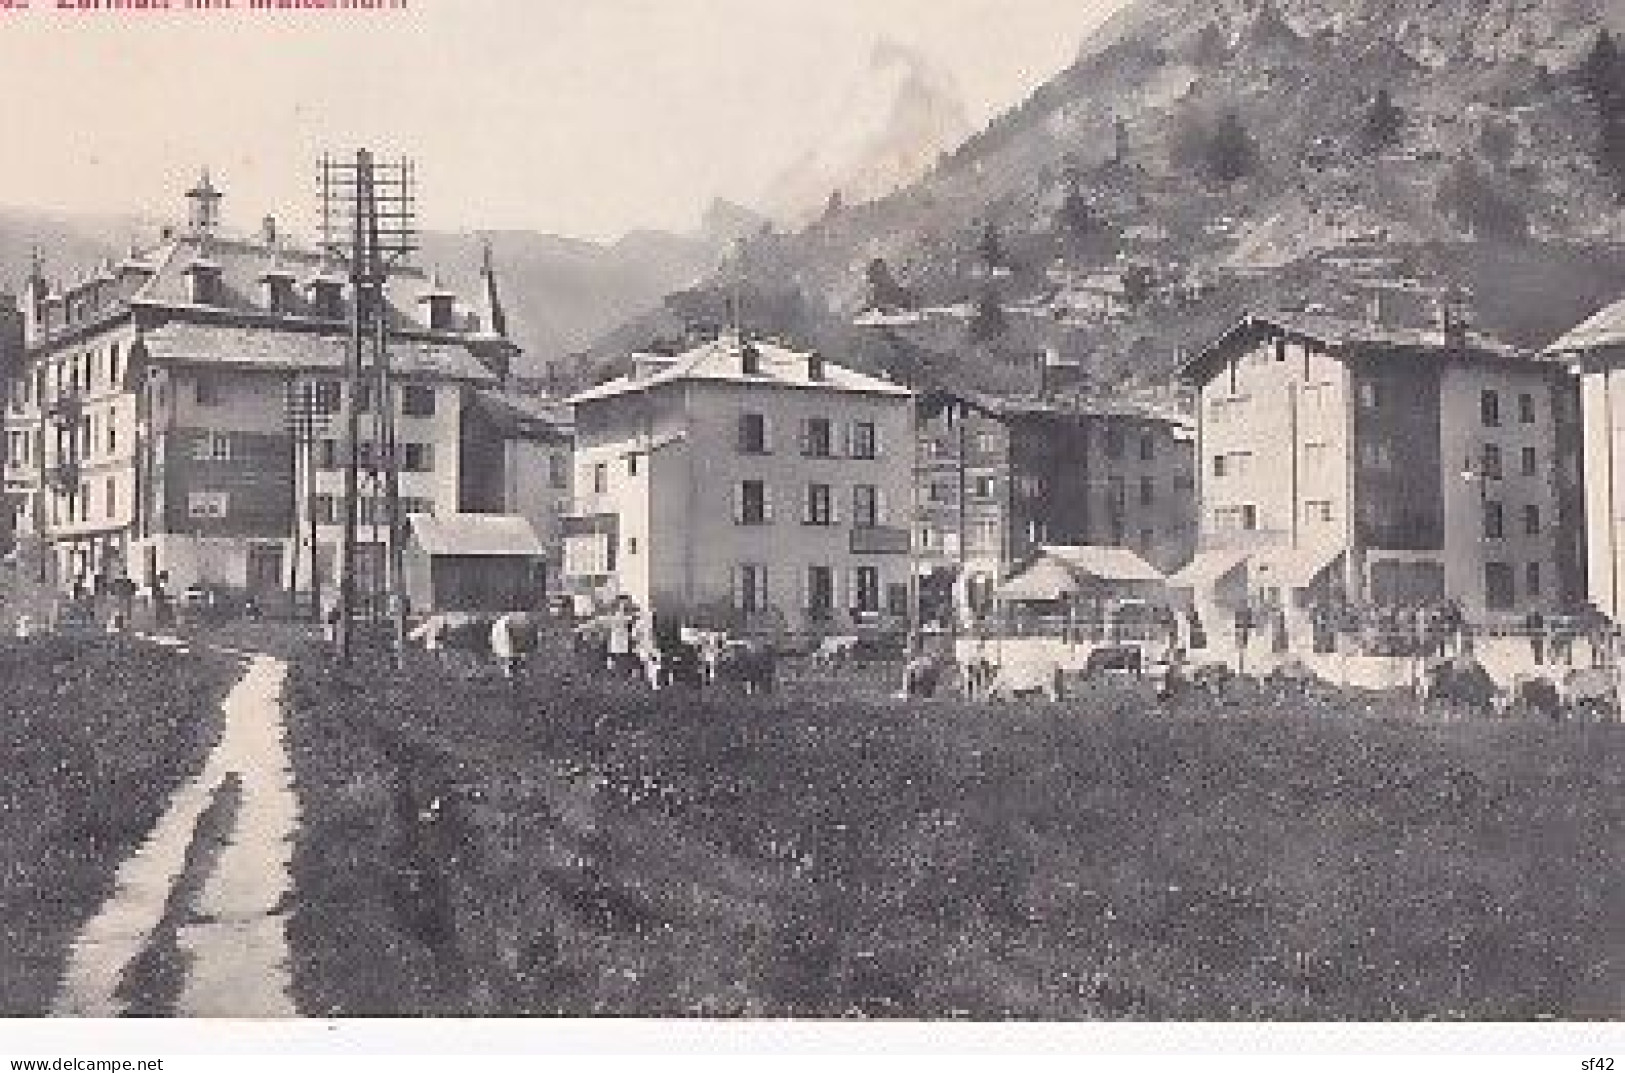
left=458, top=386, right=573, bottom=592
left=913, top=384, right=1196, bottom=624
left=563, top=337, right=915, bottom=637
left=0, top=173, right=534, bottom=606
left=1176, top=310, right=1586, bottom=634
left=1545, top=297, right=1625, bottom=623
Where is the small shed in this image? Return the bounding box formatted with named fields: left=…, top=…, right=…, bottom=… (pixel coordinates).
left=997, top=545, right=1167, bottom=605
left=404, top=513, right=547, bottom=615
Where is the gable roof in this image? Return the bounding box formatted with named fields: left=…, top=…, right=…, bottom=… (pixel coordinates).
left=139, top=322, right=497, bottom=383
left=471, top=388, right=573, bottom=439
left=568, top=335, right=913, bottom=406
left=1179, top=310, right=1529, bottom=385
left=1545, top=297, right=1625, bottom=357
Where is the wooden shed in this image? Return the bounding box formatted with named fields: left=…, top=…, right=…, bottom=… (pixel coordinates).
left=404, top=513, right=547, bottom=615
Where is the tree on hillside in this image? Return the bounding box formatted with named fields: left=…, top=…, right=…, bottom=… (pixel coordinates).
left=976, top=220, right=1009, bottom=271
left=1434, top=154, right=1528, bottom=240
left=1578, top=29, right=1625, bottom=199
left=1362, top=88, right=1406, bottom=152
left=968, top=286, right=1008, bottom=343
left=1206, top=111, right=1259, bottom=183
left=864, top=258, right=916, bottom=311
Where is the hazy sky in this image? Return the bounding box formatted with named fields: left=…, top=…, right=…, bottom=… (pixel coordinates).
left=0, top=0, right=1128, bottom=241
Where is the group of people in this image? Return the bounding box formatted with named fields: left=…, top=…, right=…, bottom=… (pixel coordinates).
left=12, top=571, right=172, bottom=639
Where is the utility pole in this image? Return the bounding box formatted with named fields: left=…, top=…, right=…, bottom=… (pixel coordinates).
left=320, top=150, right=417, bottom=663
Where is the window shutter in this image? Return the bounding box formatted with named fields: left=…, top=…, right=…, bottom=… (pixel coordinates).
left=798, top=419, right=810, bottom=456
left=797, top=567, right=809, bottom=617
left=873, top=422, right=884, bottom=458
left=731, top=565, right=742, bottom=610
left=732, top=483, right=743, bottom=525
left=830, top=486, right=842, bottom=525
left=843, top=422, right=856, bottom=458
left=876, top=488, right=888, bottom=526
left=763, top=485, right=775, bottom=524
left=762, top=416, right=772, bottom=454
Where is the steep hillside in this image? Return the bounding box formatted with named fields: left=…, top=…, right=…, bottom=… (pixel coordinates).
left=630, top=0, right=1625, bottom=397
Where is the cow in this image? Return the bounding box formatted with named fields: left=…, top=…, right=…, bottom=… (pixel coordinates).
left=638, top=631, right=706, bottom=691
left=811, top=634, right=862, bottom=669
left=896, top=652, right=950, bottom=700
left=1562, top=667, right=1618, bottom=723
left=1497, top=673, right=1562, bottom=721
left=982, top=652, right=1064, bottom=702
left=1417, top=656, right=1498, bottom=718
left=711, top=640, right=778, bottom=696
left=410, top=612, right=494, bottom=677
left=1080, top=644, right=1144, bottom=680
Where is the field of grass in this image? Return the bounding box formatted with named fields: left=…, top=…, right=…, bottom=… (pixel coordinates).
left=0, top=636, right=238, bottom=1015
left=282, top=633, right=1622, bottom=1020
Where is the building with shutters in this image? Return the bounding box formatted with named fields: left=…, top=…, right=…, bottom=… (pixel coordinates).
left=564, top=336, right=915, bottom=637
left=0, top=172, right=520, bottom=602
left=1176, top=310, right=1585, bottom=631
left=912, top=384, right=1195, bottom=625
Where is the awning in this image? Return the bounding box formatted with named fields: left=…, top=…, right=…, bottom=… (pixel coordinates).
left=995, top=556, right=1076, bottom=602
left=1167, top=548, right=1251, bottom=589
left=408, top=513, right=546, bottom=557
left=1253, top=546, right=1343, bottom=590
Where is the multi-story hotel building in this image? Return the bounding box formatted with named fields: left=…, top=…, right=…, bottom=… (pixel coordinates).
left=563, top=336, right=915, bottom=636
left=1546, top=297, right=1625, bottom=622
left=1176, top=310, right=1585, bottom=627
left=1, top=173, right=523, bottom=600
left=912, top=385, right=1196, bottom=621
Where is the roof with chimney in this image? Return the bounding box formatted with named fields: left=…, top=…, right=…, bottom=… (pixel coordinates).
left=567, top=334, right=913, bottom=406
left=1544, top=297, right=1625, bottom=357
left=1179, top=309, right=1532, bottom=384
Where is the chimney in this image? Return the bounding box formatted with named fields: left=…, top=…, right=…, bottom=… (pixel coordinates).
left=806, top=350, right=825, bottom=381
left=261, top=215, right=279, bottom=247
left=741, top=339, right=761, bottom=376
left=1366, top=289, right=1386, bottom=327
left=1438, top=289, right=1471, bottom=349
left=185, top=170, right=223, bottom=237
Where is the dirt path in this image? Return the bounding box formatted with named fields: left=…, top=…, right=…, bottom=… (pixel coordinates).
left=53, top=650, right=300, bottom=1018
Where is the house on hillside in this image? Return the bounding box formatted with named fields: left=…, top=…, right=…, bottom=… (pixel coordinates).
left=0, top=173, right=521, bottom=603
left=564, top=335, right=915, bottom=638
left=1176, top=309, right=1585, bottom=636
left=913, top=384, right=1195, bottom=626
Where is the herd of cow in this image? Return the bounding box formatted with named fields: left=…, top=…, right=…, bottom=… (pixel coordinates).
left=401, top=610, right=1619, bottom=722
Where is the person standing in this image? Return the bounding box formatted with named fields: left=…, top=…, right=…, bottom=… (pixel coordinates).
left=1524, top=609, right=1546, bottom=666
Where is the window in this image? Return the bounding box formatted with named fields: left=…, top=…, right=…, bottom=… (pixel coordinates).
left=187, top=491, right=230, bottom=519
left=106, top=418, right=117, bottom=456
left=548, top=452, right=568, bottom=489
left=1212, top=454, right=1228, bottom=478
left=1359, top=382, right=1381, bottom=409
left=849, top=421, right=878, bottom=460
left=802, top=417, right=834, bottom=458
left=626, top=453, right=640, bottom=477
left=1140, top=434, right=1155, bottom=462
left=974, top=431, right=1001, bottom=454
left=1481, top=388, right=1501, bottom=427
left=738, top=413, right=769, bottom=454
left=592, top=463, right=608, bottom=494
left=1518, top=393, right=1536, bottom=424
left=1105, top=428, right=1124, bottom=460
left=1139, top=476, right=1154, bottom=507
left=79, top=482, right=90, bottom=521
left=1305, top=499, right=1334, bottom=524
left=626, top=536, right=640, bottom=556
left=1521, top=447, right=1538, bottom=477
left=737, top=480, right=770, bottom=525
left=1523, top=504, right=1541, bottom=536
left=402, top=497, right=434, bottom=516
left=1481, top=444, right=1502, bottom=481
left=313, top=495, right=338, bottom=526
left=108, top=343, right=122, bottom=386
left=1303, top=442, right=1328, bottom=470
left=195, top=374, right=223, bottom=407
left=1214, top=504, right=1260, bottom=532
left=353, top=383, right=374, bottom=414
left=312, top=380, right=342, bottom=413
left=806, top=566, right=834, bottom=620
left=317, top=439, right=340, bottom=470
left=853, top=566, right=881, bottom=614
left=1140, top=527, right=1155, bottom=549
left=105, top=478, right=116, bottom=519
left=853, top=484, right=880, bottom=528
left=1526, top=562, right=1542, bottom=598
left=1358, top=441, right=1392, bottom=469
left=887, top=582, right=909, bottom=618
left=401, top=385, right=436, bottom=417
left=736, top=563, right=769, bottom=613
left=803, top=483, right=833, bottom=526
left=972, top=475, right=996, bottom=499
left=1484, top=500, right=1505, bottom=540
left=403, top=443, right=434, bottom=473
left=193, top=432, right=232, bottom=462
left=1485, top=561, right=1515, bottom=610
left=1108, top=476, right=1127, bottom=509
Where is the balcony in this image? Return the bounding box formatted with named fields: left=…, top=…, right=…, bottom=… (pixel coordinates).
left=849, top=525, right=910, bottom=556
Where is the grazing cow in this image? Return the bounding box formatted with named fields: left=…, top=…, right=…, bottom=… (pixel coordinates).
left=412, top=612, right=493, bottom=676
left=1562, top=667, right=1617, bottom=723
left=1499, top=673, right=1562, bottom=721
left=960, top=650, right=1000, bottom=701
left=1080, top=644, right=1143, bottom=680
left=983, top=652, right=1064, bottom=702
left=1417, top=657, right=1498, bottom=716
left=712, top=640, right=778, bottom=696
left=639, top=632, right=706, bottom=691
left=812, top=634, right=861, bottom=669
left=491, top=611, right=543, bottom=679
left=896, top=653, right=949, bottom=700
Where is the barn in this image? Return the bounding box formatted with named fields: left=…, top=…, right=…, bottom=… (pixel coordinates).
left=403, top=513, right=548, bottom=615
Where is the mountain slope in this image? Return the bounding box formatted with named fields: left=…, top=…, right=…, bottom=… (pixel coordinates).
left=642, top=0, right=1625, bottom=398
